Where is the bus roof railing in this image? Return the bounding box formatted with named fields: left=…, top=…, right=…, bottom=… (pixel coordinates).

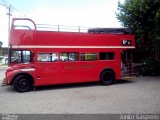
left=12, top=18, right=132, bottom=34
left=36, top=24, right=89, bottom=32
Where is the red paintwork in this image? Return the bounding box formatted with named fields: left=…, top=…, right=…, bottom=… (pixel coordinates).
left=10, top=30, right=135, bottom=46
left=6, top=18, right=135, bottom=86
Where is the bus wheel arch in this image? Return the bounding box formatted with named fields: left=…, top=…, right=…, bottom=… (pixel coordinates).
left=12, top=73, right=34, bottom=92
left=100, top=68, right=115, bottom=85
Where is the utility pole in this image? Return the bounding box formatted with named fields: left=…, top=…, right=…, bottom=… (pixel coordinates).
left=1, top=0, right=15, bottom=66
left=6, top=4, right=12, bottom=66
left=6, top=5, right=12, bottom=41
left=0, top=0, right=12, bottom=45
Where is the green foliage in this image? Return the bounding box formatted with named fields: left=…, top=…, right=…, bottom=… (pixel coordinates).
left=0, top=41, right=3, bottom=48
left=116, top=0, right=160, bottom=61
left=141, top=58, right=160, bottom=75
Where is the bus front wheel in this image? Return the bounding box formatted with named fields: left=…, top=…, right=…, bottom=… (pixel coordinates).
left=100, top=70, right=115, bottom=85
left=13, top=75, right=33, bottom=92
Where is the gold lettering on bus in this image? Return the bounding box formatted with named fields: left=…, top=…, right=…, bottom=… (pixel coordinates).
left=64, top=65, right=95, bottom=70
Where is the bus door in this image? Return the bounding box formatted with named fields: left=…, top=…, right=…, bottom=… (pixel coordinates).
left=121, top=50, right=135, bottom=78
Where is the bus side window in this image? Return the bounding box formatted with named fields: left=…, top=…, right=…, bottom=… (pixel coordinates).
left=100, top=52, right=115, bottom=60
left=37, top=53, right=58, bottom=62
left=60, top=52, right=78, bottom=61
left=69, top=53, right=78, bottom=61
left=80, top=53, right=98, bottom=61
left=52, top=53, right=58, bottom=61
left=37, top=53, right=52, bottom=62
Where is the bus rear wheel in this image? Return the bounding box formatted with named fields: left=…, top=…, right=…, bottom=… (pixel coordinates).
left=100, top=70, right=115, bottom=85
left=13, top=75, right=33, bottom=92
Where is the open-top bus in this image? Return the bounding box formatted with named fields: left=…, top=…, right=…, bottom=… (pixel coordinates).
left=4, top=18, right=135, bottom=92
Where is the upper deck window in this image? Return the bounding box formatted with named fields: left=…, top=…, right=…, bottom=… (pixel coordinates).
left=11, top=50, right=31, bottom=63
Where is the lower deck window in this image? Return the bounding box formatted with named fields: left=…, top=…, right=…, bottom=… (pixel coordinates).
left=60, top=52, right=78, bottom=61
left=100, top=52, right=115, bottom=60
left=81, top=53, right=98, bottom=61
left=38, top=53, right=58, bottom=62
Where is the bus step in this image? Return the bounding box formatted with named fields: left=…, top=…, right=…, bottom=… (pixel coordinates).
left=121, top=76, right=136, bottom=80
left=2, top=78, right=6, bottom=87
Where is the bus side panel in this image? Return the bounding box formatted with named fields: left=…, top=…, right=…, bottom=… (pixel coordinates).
left=34, top=49, right=122, bottom=86
left=34, top=61, right=100, bottom=86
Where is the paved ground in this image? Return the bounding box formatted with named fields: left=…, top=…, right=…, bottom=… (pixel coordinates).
left=0, top=65, right=6, bottom=82
left=0, top=66, right=160, bottom=114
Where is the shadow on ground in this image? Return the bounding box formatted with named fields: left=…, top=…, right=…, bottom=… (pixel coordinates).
left=35, top=79, right=135, bottom=92
left=2, top=79, right=135, bottom=93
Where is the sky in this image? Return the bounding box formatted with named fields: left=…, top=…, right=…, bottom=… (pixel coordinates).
left=0, top=0, right=124, bottom=47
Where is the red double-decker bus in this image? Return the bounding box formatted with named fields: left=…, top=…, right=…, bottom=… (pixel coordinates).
left=5, top=18, right=135, bottom=92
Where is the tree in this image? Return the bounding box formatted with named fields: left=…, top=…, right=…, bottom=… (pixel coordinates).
left=0, top=41, right=3, bottom=48
left=116, top=0, right=160, bottom=61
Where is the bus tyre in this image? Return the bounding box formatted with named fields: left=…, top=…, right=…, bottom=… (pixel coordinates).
left=13, top=75, right=33, bottom=92
left=100, top=70, right=115, bottom=85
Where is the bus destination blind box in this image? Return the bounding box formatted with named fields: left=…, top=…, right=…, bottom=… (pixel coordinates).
left=122, top=40, right=131, bottom=46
